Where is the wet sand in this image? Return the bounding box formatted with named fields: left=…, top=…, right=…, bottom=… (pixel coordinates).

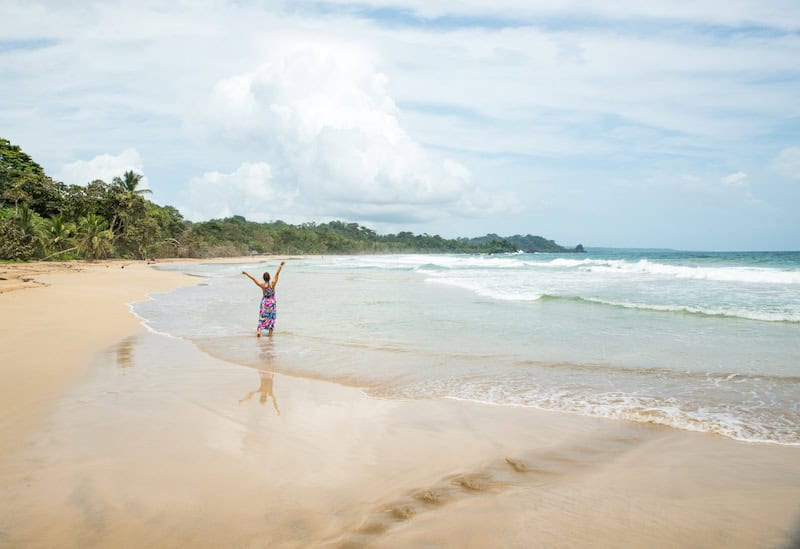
left=0, top=260, right=199, bottom=456
left=1, top=261, right=799, bottom=548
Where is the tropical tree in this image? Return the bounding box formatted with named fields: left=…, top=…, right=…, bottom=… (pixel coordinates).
left=118, top=216, right=160, bottom=259
left=0, top=218, right=34, bottom=259
left=40, top=214, right=76, bottom=259
left=2, top=178, right=31, bottom=214
left=113, top=170, right=151, bottom=195
left=77, top=213, right=114, bottom=260
left=112, top=193, right=148, bottom=245
left=14, top=202, right=37, bottom=236
left=1, top=137, right=46, bottom=214
left=0, top=204, right=41, bottom=259
left=107, top=171, right=150, bottom=239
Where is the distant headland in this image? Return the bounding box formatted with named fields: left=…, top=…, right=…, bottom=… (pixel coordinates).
left=462, top=234, right=585, bottom=254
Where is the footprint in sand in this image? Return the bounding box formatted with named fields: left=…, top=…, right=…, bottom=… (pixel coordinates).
left=331, top=430, right=645, bottom=546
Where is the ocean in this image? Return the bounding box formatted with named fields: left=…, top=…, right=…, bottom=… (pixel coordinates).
left=134, top=250, right=800, bottom=446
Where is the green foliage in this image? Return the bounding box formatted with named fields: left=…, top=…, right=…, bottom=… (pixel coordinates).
left=0, top=204, right=44, bottom=260
left=117, top=215, right=160, bottom=259
left=113, top=170, right=151, bottom=195
left=0, top=137, right=189, bottom=261
left=177, top=217, right=520, bottom=256
left=0, top=136, right=581, bottom=261
left=41, top=214, right=75, bottom=255
left=0, top=218, right=35, bottom=260
left=77, top=213, right=114, bottom=260
left=0, top=138, right=46, bottom=177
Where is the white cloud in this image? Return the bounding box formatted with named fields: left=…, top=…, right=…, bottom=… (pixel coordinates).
left=56, top=148, right=149, bottom=189
left=2, top=0, right=799, bottom=247
left=721, top=171, right=748, bottom=188
left=195, top=38, right=511, bottom=222
left=772, top=147, right=800, bottom=180
left=181, top=162, right=294, bottom=221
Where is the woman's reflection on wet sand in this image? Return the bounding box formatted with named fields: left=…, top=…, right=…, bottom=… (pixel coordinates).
left=239, top=370, right=280, bottom=415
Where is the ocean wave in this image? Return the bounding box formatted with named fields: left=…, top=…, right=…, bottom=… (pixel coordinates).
left=424, top=276, right=799, bottom=322
left=343, top=254, right=800, bottom=286
left=550, top=295, right=800, bottom=323
left=512, top=358, right=800, bottom=383
left=414, top=256, right=527, bottom=271
left=524, top=393, right=798, bottom=446
left=320, top=254, right=525, bottom=271
left=426, top=389, right=800, bottom=446
left=425, top=277, right=543, bottom=302
left=542, top=258, right=800, bottom=284
left=128, top=300, right=186, bottom=340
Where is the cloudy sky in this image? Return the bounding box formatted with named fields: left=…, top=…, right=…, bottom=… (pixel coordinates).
left=2, top=0, right=799, bottom=250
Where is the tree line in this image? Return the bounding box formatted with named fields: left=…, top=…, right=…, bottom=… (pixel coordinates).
left=0, top=137, right=579, bottom=261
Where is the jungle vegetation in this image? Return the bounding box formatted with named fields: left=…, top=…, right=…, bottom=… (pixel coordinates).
left=0, top=137, right=581, bottom=261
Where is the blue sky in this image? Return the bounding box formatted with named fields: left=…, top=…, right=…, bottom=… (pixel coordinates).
left=1, top=0, right=799, bottom=250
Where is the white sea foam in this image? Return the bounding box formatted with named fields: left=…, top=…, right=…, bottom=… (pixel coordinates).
left=423, top=275, right=799, bottom=321
left=580, top=298, right=800, bottom=323
left=346, top=253, right=800, bottom=285
left=128, top=300, right=185, bottom=340
left=406, top=252, right=800, bottom=323
left=424, top=276, right=544, bottom=302
left=542, top=258, right=800, bottom=284
left=584, top=259, right=800, bottom=284
left=436, top=388, right=800, bottom=446
left=327, top=253, right=529, bottom=271
left=542, top=258, right=599, bottom=268
left=414, top=256, right=526, bottom=270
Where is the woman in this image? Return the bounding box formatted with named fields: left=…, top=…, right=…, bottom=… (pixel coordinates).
left=242, top=260, right=285, bottom=337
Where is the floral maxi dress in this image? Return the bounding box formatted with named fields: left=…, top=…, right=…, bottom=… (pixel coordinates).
left=258, top=286, right=276, bottom=332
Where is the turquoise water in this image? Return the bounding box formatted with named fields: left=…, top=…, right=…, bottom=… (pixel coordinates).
left=135, top=250, right=800, bottom=445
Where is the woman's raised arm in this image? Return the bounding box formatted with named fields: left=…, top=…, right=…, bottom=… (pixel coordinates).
left=271, top=261, right=286, bottom=289
left=242, top=271, right=265, bottom=289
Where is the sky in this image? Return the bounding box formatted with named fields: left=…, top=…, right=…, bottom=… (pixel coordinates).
left=1, top=0, right=799, bottom=250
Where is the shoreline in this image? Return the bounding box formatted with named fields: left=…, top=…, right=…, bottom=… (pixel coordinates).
left=0, top=256, right=291, bottom=295
left=1, top=259, right=799, bottom=547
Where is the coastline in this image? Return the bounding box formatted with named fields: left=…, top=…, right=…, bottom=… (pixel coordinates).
left=0, top=255, right=293, bottom=453
left=1, top=259, right=799, bottom=547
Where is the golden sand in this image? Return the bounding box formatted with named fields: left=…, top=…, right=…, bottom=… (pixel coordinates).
left=0, top=260, right=197, bottom=454
left=1, top=259, right=799, bottom=548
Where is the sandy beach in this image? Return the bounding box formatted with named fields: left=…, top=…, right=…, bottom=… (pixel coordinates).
left=0, top=260, right=197, bottom=455
left=1, top=260, right=799, bottom=548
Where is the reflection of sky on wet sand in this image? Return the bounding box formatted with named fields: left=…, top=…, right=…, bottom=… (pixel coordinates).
left=4, top=331, right=798, bottom=547
left=1, top=331, right=434, bottom=545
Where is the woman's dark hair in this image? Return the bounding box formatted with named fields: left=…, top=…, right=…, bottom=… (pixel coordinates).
left=262, top=272, right=271, bottom=282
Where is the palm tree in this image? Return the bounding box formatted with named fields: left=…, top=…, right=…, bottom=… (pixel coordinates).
left=3, top=203, right=40, bottom=259
left=43, top=214, right=74, bottom=250
left=112, top=170, right=151, bottom=195
left=108, top=170, right=150, bottom=238
left=77, top=213, right=114, bottom=260
left=14, top=203, right=36, bottom=237
left=38, top=214, right=77, bottom=260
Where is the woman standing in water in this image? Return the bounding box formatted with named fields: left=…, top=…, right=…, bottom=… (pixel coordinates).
left=242, top=261, right=285, bottom=337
